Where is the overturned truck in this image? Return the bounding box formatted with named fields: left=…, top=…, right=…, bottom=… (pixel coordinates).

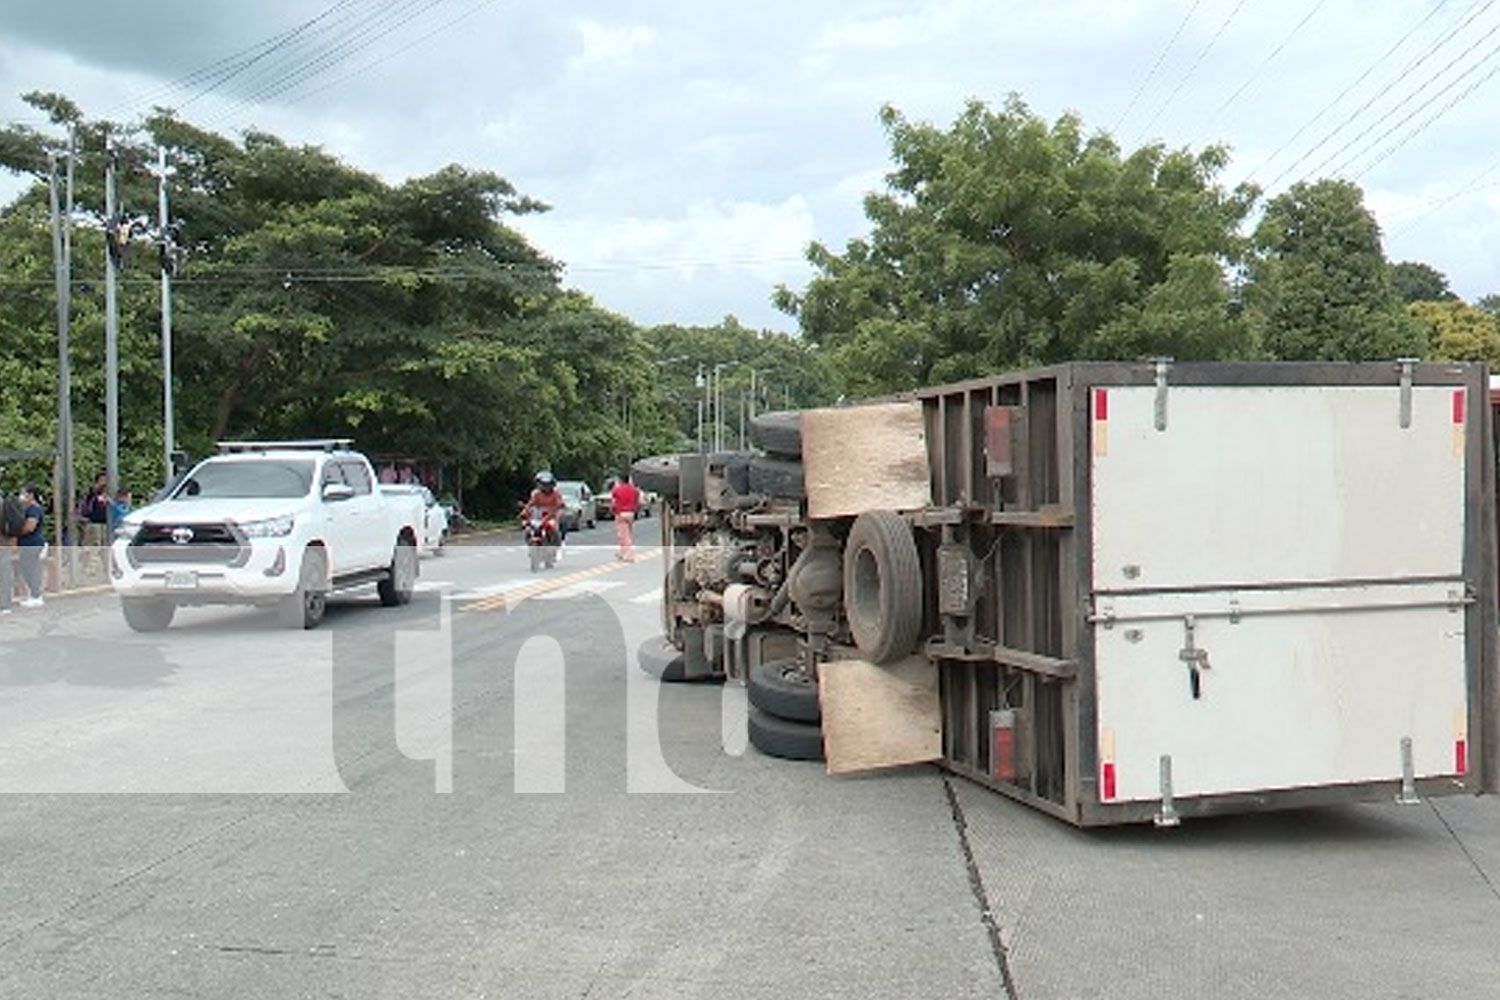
left=635, top=361, right=1499, bottom=827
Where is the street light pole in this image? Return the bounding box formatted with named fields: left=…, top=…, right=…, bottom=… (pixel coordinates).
left=696, top=365, right=706, bottom=453
left=103, top=141, right=120, bottom=498
left=157, top=146, right=175, bottom=487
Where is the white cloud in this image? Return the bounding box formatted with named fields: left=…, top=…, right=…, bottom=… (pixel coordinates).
left=569, top=18, right=656, bottom=71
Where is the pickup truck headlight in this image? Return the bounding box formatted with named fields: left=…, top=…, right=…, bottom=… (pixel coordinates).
left=237, top=514, right=296, bottom=538
left=114, top=521, right=140, bottom=542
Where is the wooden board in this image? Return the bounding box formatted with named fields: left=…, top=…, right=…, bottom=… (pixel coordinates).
left=819, top=656, right=942, bottom=775
left=801, top=401, right=930, bottom=518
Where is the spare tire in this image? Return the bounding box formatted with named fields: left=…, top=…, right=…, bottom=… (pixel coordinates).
left=843, top=510, right=923, bottom=664
left=749, top=455, right=804, bottom=499
left=631, top=454, right=681, bottom=497
left=749, top=410, right=803, bottom=457
left=747, top=708, right=824, bottom=761
left=748, top=658, right=821, bottom=723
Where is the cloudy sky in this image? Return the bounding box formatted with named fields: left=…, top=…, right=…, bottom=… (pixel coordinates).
left=2, top=1, right=1498, bottom=332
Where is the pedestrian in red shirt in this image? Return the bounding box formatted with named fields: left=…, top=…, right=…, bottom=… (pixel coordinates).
left=610, top=473, right=641, bottom=561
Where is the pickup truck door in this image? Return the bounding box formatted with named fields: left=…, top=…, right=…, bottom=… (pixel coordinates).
left=336, top=459, right=387, bottom=571
left=317, top=462, right=360, bottom=576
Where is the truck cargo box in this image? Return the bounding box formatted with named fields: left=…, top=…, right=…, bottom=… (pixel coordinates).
left=922, top=361, right=1497, bottom=825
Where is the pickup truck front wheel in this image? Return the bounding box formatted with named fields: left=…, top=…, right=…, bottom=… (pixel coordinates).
left=279, top=546, right=328, bottom=629
left=378, top=535, right=418, bottom=606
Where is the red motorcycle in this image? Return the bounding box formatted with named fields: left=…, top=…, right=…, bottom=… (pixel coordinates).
left=525, top=508, right=560, bottom=572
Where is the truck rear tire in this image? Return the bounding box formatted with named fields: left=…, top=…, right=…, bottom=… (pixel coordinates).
left=638, top=634, right=687, bottom=681
left=844, top=510, right=923, bottom=664
left=378, top=535, right=417, bottom=606
left=632, top=454, right=681, bottom=497
left=122, top=597, right=175, bottom=632
left=749, top=409, right=803, bottom=457
left=747, top=708, right=824, bottom=761
left=748, top=658, right=821, bottom=722
left=748, top=455, right=805, bottom=499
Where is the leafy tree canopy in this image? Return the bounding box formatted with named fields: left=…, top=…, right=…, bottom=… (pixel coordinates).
left=1390, top=260, right=1456, bottom=303
left=775, top=95, right=1259, bottom=396
left=0, top=93, right=681, bottom=514
left=1245, top=180, right=1426, bottom=361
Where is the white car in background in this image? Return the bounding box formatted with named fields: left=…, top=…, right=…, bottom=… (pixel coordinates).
left=380, top=484, right=450, bottom=555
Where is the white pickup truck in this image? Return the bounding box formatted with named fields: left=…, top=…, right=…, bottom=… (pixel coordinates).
left=111, top=440, right=423, bottom=631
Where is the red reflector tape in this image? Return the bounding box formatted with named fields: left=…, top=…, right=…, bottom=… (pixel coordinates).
left=1101, top=761, right=1117, bottom=800
left=1094, top=389, right=1108, bottom=422
left=1457, top=739, right=1468, bottom=775
left=1453, top=390, right=1466, bottom=425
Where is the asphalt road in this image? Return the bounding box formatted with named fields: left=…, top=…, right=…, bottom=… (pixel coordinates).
left=2, top=521, right=1499, bottom=999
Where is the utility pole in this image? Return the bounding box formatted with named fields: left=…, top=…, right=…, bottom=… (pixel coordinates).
left=103, top=141, right=120, bottom=498
left=48, top=136, right=75, bottom=575
left=157, top=146, right=175, bottom=486
left=696, top=365, right=706, bottom=452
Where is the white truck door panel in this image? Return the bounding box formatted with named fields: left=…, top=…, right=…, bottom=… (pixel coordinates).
left=1094, top=583, right=1469, bottom=800
left=1091, top=384, right=1471, bottom=801
left=1091, top=386, right=1465, bottom=589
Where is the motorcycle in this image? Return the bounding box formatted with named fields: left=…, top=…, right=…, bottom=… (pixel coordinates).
left=524, top=508, right=560, bottom=572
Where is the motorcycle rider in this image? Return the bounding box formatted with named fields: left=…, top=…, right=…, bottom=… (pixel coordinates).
left=522, top=471, right=567, bottom=549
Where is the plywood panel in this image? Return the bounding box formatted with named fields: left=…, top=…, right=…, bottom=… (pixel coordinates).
left=820, top=655, right=941, bottom=775
left=802, top=401, right=930, bottom=518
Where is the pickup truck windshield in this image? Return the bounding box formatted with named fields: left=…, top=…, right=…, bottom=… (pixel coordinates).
left=174, top=460, right=315, bottom=499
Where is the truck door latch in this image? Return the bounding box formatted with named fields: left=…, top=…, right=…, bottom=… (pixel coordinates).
left=1179, top=615, right=1210, bottom=699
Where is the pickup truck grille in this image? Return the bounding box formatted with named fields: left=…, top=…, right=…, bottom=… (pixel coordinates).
left=126, top=522, right=250, bottom=567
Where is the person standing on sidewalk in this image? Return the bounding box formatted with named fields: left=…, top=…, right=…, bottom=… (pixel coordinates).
left=610, top=472, right=641, bottom=562
left=15, top=484, right=46, bottom=608
left=0, top=488, right=16, bottom=614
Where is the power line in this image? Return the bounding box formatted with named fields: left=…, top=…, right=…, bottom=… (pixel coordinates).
left=1113, top=0, right=1206, bottom=136
left=1327, top=24, right=1500, bottom=179
left=1237, top=0, right=1455, bottom=189
left=97, top=1, right=364, bottom=121
left=1268, top=0, right=1497, bottom=189
left=281, top=0, right=500, bottom=109
left=1351, top=53, right=1500, bottom=181
left=1135, top=0, right=1252, bottom=143
left=1203, top=1, right=1329, bottom=130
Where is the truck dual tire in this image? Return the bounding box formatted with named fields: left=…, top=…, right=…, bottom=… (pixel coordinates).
left=748, top=658, right=821, bottom=722
left=631, top=454, right=680, bottom=497
left=637, top=634, right=687, bottom=681
left=843, top=510, right=924, bottom=664
left=747, top=708, right=824, bottom=761
left=632, top=452, right=755, bottom=499
left=122, top=597, right=175, bottom=632
left=749, top=410, right=803, bottom=457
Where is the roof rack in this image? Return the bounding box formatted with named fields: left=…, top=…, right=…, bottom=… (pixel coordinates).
left=216, top=439, right=355, bottom=454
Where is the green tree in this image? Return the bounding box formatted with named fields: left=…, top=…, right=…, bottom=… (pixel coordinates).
left=1390, top=261, right=1456, bottom=303
left=1409, top=300, right=1500, bottom=365
left=641, top=317, right=837, bottom=448
left=775, top=95, right=1258, bottom=396
left=0, top=94, right=670, bottom=514
left=1243, top=180, right=1425, bottom=361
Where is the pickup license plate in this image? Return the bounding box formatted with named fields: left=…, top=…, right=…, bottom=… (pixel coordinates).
left=165, top=571, right=198, bottom=590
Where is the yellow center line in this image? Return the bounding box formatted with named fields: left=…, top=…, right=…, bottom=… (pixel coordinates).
left=459, top=554, right=647, bottom=613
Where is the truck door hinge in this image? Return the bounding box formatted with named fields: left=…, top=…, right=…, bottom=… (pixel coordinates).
left=1178, top=615, right=1210, bottom=700
left=1153, top=358, right=1172, bottom=432
left=1397, top=358, right=1417, bottom=429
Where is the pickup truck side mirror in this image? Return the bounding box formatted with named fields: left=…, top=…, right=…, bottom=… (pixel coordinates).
left=322, top=482, right=356, bottom=502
